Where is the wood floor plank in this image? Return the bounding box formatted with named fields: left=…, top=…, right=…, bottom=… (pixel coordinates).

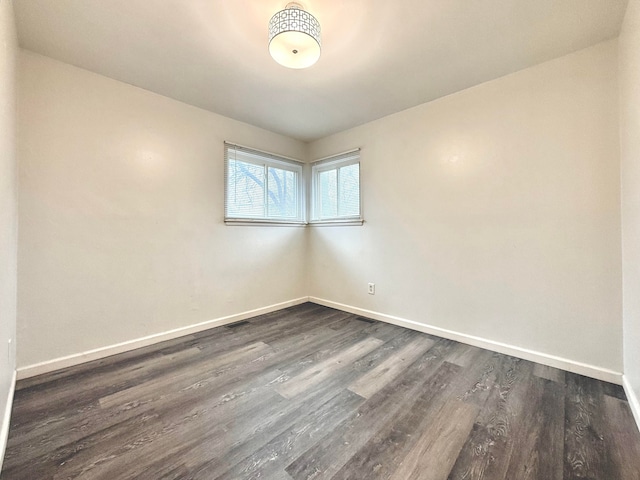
left=11, top=345, right=205, bottom=427
left=44, top=370, right=287, bottom=480
left=275, top=337, right=384, bottom=399
left=445, top=343, right=486, bottom=367
left=5, top=347, right=216, bottom=465
left=5, top=342, right=296, bottom=475
left=285, top=357, right=461, bottom=479
left=98, top=341, right=274, bottom=409
left=446, top=356, right=533, bottom=480
left=272, top=328, right=374, bottom=379
left=531, top=379, right=565, bottom=480
left=10, top=339, right=297, bottom=468
left=264, top=320, right=363, bottom=353
left=348, top=334, right=435, bottom=398
left=156, top=337, right=417, bottom=479
left=564, top=372, right=618, bottom=480
left=2, top=303, right=639, bottom=480
left=124, top=330, right=416, bottom=479
left=602, top=381, right=628, bottom=401
left=390, top=399, right=478, bottom=480
left=361, top=321, right=408, bottom=342
left=350, top=328, right=419, bottom=373
left=448, top=349, right=501, bottom=408
left=503, top=378, right=564, bottom=480
left=208, top=389, right=364, bottom=480
left=603, top=395, right=640, bottom=480
left=14, top=328, right=233, bottom=392
left=533, top=363, right=566, bottom=384
left=335, top=364, right=477, bottom=480
left=334, top=350, right=500, bottom=480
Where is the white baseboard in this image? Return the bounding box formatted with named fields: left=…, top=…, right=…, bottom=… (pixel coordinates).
left=16, top=297, right=309, bottom=380
left=0, top=370, right=16, bottom=473
left=309, top=297, right=623, bottom=385
left=622, top=375, right=640, bottom=433
left=15, top=295, right=624, bottom=387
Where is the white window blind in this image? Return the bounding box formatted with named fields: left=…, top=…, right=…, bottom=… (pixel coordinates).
left=225, top=143, right=304, bottom=224
left=311, top=149, right=361, bottom=223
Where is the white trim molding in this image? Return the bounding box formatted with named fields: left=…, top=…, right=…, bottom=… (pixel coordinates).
left=0, top=370, right=16, bottom=473
left=17, top=298, right=309, bottom=380
left=16, top=296, right=625, bottom=388
left=309, top=297, right=623, bottom=385
left=622, top=375, right=640, bottom=433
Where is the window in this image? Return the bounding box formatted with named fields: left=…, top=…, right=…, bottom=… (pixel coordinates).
left=225, top=143, right=304, bottom=224
left=311, top=150, right=362, bottom=224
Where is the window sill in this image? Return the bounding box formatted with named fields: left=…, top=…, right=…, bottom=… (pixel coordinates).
left=308, top=219, right=364, bottom=227
left=225, top=218, right=364, bottom=227
left=225, top=219, right=306, bottom=227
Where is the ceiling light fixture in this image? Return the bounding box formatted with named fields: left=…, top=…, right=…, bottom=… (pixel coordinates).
left=269, top=2, right=321, bottom=69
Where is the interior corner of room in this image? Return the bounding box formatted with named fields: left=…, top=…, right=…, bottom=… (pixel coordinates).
left=1, top=0, right=640, bottom=474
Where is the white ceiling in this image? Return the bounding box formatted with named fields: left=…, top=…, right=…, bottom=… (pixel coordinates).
left=14, top=0, right=628, bottom=142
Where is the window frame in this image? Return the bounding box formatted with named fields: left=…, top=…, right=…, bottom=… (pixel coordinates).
left=310, top=150, right=363, bottom=226
left=224, top=142, right=305, bottom=225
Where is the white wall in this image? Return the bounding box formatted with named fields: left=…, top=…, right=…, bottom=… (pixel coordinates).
left=308, top=40, right=622, bottom=374
left=15, top=36, right=626, bottom=382
left=0, top=0, right=18, bottom=457
left=620, top=0, right=640, bottom=421
left=17, top=51, right=308, bottom=369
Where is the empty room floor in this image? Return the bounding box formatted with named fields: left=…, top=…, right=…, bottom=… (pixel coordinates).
left=2, top=303, right=639, bottom=479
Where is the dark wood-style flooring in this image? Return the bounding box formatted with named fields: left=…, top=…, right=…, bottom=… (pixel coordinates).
left=2, top=303, right=640, bottom=479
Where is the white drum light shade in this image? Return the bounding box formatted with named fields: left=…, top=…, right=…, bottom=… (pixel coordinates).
left=269, top=3, right=321, bottom=69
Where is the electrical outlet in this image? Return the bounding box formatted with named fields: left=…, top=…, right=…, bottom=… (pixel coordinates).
left=368, top=283, right=375, bottom=295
